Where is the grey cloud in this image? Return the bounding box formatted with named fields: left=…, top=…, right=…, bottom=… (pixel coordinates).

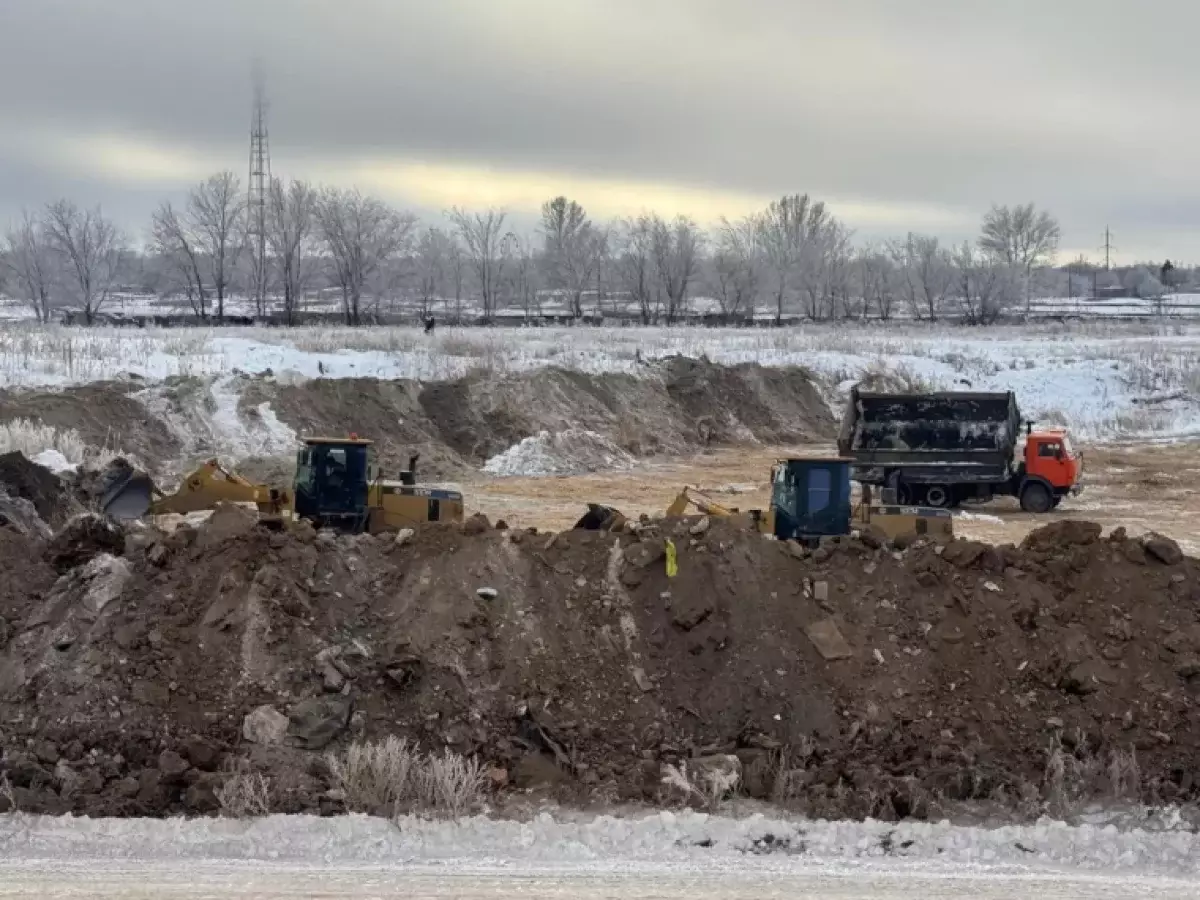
left=1, top=0, right=1197, bottom=258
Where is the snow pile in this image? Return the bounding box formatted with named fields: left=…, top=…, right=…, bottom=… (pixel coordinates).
left=483, top=430, right=635, bottom=477
left=1, top=810, right=1199, bottom=876
left=955, top=510, right=1005, bottom=525
left=136, top=375, right=297, bottom=471
left=31, top=448, right=77, bottom=474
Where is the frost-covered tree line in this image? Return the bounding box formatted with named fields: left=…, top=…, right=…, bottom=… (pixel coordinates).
left=0, top=174, right=1169, bottom=325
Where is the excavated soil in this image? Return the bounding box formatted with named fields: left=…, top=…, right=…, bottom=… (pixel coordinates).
left=1, top=359, right=833, bottom=482
left=0, top=381, right=179, bottom=467
left=0, top=452, right=83, bottom=528
left=1, top=509, right=1198, bottom=820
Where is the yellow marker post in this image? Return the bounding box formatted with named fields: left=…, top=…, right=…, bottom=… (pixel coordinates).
left=665, top=538, right=678, bottom=578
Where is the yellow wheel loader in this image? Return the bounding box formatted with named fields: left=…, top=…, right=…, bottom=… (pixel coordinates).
left=581, top=457, right=953, bottom=543
left=103, top=436, right=463, bottom=533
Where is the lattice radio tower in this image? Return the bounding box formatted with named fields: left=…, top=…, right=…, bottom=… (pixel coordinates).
left=248, top=62, right=272, bottom=315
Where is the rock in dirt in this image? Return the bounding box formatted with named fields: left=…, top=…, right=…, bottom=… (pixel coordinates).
left=689, top=516, right=711, bottom=536
left=393, top=528, right=415, bottom=547
left=183, top=737, right=219, bottom=772
left=0, top=492, right=52, bottom=539
left=1143, top=533, right=1184, bottom=566
left=197, top=503, right=260, bottom=548
left=243, top=705, right=290, bottom=745
left=805, top=618, right=853, bottom=660
left=1176, top=656, right=1200, bottom=679
left=288, top=695, right=353, bottom=750
left=1022, top=520, right=1103, bottom=551
left=157, top=749, right=190, bottom=784
left=941, top=540, right=988, bottom=568
left=45, top=514, right=124, bottom=573
left=1060, top=660, right=1112, bottom=696
left=625, top=540, right=666, bottom=569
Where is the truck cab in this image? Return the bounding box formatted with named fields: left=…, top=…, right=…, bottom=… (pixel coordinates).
left=1022, top=430, right=1082, bottom=510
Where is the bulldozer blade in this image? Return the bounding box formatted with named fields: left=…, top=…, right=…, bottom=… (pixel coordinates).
left=101, top=471, right=157, bottom=521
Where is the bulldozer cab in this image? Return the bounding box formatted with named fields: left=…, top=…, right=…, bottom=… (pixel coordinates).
left=294, top=438, right=371, bottom=529
left=769, top=457, right=852, bottom=541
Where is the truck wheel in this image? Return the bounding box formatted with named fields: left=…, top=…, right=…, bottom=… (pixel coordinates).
left=924, top=485, right=951, bottom=508
left=1020, top=482, right=1053, bottom=514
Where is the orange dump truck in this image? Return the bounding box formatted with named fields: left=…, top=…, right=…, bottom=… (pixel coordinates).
left=836, top=388, right=1082, bottom=513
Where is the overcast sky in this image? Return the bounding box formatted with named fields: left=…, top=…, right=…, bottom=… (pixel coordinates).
left=0, top=0, right=1193, bottom=262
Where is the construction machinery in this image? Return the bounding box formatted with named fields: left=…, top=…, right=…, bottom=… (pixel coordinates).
left=580, top=456, right=952, bottom=543
left=837, top=387, right=1083, bottom=513
left=103, top=437, right=463, bottom=533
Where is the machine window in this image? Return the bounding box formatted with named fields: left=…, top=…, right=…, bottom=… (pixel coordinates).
left=1038, top=442, right=1061, bottom=458
left=808, top=467, right=832, bottom=513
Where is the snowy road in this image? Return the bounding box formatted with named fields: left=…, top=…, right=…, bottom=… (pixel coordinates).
left=1, top=862, right=1197, bottom=899
left=2, top=810, right=1199, bottom=899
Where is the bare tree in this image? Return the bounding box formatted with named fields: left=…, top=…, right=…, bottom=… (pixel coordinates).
left=978, top=203, right=1061, bottom=311
left=448, top=207, right=507, bottom=320
left=890, top=232, right=953, bottom=321
left=710, top=215, right=762, bottom=320
left=539, top=196, right=605, bottom=318
left=856, top=246, right=897, bottom=321
left=952, top=242, right=1018, bottom=325
left=42, top=201, right=124, bottom=325
left=650, top=215, right=704, bottom=323
left=756, top=194, right=829, bottom=324
left=413, top=226, right=456, bottom=319
left=315, top=188, right=416, bottom=326
left=266, top=178, right=318, bottom=325
left=151, top=201, right=208, bottom=316
left=2, top=210, right=57, bottom=322
left=615, top=216, right=658, bottom=324
left=189, top=172, right=244, bottom=321
left=502, top=231, right=540, bottom=319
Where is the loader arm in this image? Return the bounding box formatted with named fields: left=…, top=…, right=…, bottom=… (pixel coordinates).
left=148, top=460, right=280, bottom=516
left=667, top=486, right=737, bottom=518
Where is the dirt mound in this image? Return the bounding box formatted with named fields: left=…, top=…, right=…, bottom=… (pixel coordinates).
left=2, top=513, right=1197, bottom=820
left=45, top=514, right=126, bottom=572
left=0, top=382, right=178, bottom=468
left=0, top=451, right=80, bottom=528
left=236, top=359, right=834, bottom=479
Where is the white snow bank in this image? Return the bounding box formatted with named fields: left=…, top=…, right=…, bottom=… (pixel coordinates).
left=955, top=511, right=1005, bottom=525
left=483, top=430, right=635, bottom=477
left=30, top=448, right=77, bottom=474
left=1, top=809, right=1198, bottom=876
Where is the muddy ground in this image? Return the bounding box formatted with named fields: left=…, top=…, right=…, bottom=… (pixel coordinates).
left=471, top=442, right=1200, bottom=554
left=0, top=497, right=1198, bottom=821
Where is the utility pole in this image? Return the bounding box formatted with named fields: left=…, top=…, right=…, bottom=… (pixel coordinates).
left=248, top=61, right=272, bottom=318
left=1102, top=227, right=1115, bottom=271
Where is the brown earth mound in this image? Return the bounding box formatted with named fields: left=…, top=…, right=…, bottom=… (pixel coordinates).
left=2, top=359, right=833, bottom=482
left=0, top=451, right=81, bottom=528
left=1, top=513, right=1196, bottom=820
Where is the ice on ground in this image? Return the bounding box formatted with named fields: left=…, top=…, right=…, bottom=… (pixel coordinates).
left=30, top=449, right=77, bottom=475
left=955, top=511, right=1005, bottom=524
left=1, top=809, right=1199, bottom=878
left=483, top=430, right=636, bottom=477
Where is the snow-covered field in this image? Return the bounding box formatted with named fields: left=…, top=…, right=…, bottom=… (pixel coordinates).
left=2, top=321, right=1200, bottom=443
left=1, top=810, right=1199, bottom=898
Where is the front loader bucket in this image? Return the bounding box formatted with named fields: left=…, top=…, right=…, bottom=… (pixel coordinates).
left=573, top=503, right=626, bottom=531
left=101, top=471, right=157, bottom=521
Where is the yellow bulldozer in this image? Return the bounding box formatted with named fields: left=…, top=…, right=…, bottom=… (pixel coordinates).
left=102, top=436, right=464, bottom=533
left=580, top=456, right=953, bottom=543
